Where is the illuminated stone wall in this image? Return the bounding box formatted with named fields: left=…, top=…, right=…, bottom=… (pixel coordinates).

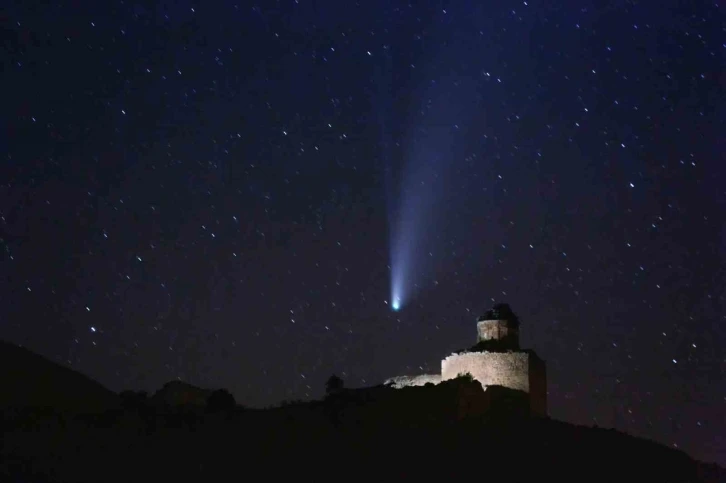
left=383, top=311, right=547, bottom=416
left=384, top=374, right=441, bottom=388
left=441, top=352, right=530, bottom=392
left=440, top=351, right=547, bottom=416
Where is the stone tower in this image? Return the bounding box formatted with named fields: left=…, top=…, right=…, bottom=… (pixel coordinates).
left=386, top=304, right=547, bottom=416
left=476, top=303, right=520, bottom=350
left=386, top=302, right=548, bottom=417
left=441, top=303, right=547, bottom=416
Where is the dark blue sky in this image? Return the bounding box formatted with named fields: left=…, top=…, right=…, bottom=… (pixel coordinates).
left=2, top=0, right=725, bottom=465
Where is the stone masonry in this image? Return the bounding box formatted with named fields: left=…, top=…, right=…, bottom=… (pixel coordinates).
left=384, top=303, right=547, bottom=416
left=441, top=351, right=530, bottom=392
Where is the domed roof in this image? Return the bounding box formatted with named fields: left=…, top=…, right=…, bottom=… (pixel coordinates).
left=477, top=303, right=520, bottom=327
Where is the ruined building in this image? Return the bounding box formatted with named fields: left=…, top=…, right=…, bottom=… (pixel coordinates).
left=385, top=303, right=547, bottom=416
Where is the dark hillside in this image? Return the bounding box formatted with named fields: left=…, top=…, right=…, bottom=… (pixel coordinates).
left=0, top=340, right=118, bottom=413
left=0, top=340, right=723, bottom=483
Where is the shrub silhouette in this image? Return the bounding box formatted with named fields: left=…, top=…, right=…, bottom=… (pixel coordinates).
left=456, top=372, right=474, bottom=382
left=206, top=389, right=235, bottom=412
left=325, top=374, right=344, bottom=396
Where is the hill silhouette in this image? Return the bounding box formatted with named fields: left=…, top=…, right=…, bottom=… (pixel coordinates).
left=0, top=340, right=118, bottom=413
left=0, top=340, right=723, bottom=482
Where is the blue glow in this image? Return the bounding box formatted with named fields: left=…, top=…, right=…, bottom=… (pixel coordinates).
left=382, top=40, right=478, bottom=313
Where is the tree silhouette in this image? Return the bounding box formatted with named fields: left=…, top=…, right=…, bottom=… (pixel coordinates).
left=325, top=374, right=344, bottom=396
left=206, top=389, right=236, bottom=412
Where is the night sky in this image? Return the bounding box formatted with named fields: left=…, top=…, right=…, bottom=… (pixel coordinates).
left=2, top=0, right=725, bottom=465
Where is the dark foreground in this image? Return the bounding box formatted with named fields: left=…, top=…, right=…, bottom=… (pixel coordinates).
left=1, top=341, right=722, bottom=482
left=2, top=385, right=724, bottom=483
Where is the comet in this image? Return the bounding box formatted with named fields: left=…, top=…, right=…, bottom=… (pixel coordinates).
left=379, top=31, right=479, bottom=313
left=391, top=297, right=401, bottom=311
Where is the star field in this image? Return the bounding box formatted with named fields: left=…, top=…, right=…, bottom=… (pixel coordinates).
left=2, top=0, right=725, bottom=466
